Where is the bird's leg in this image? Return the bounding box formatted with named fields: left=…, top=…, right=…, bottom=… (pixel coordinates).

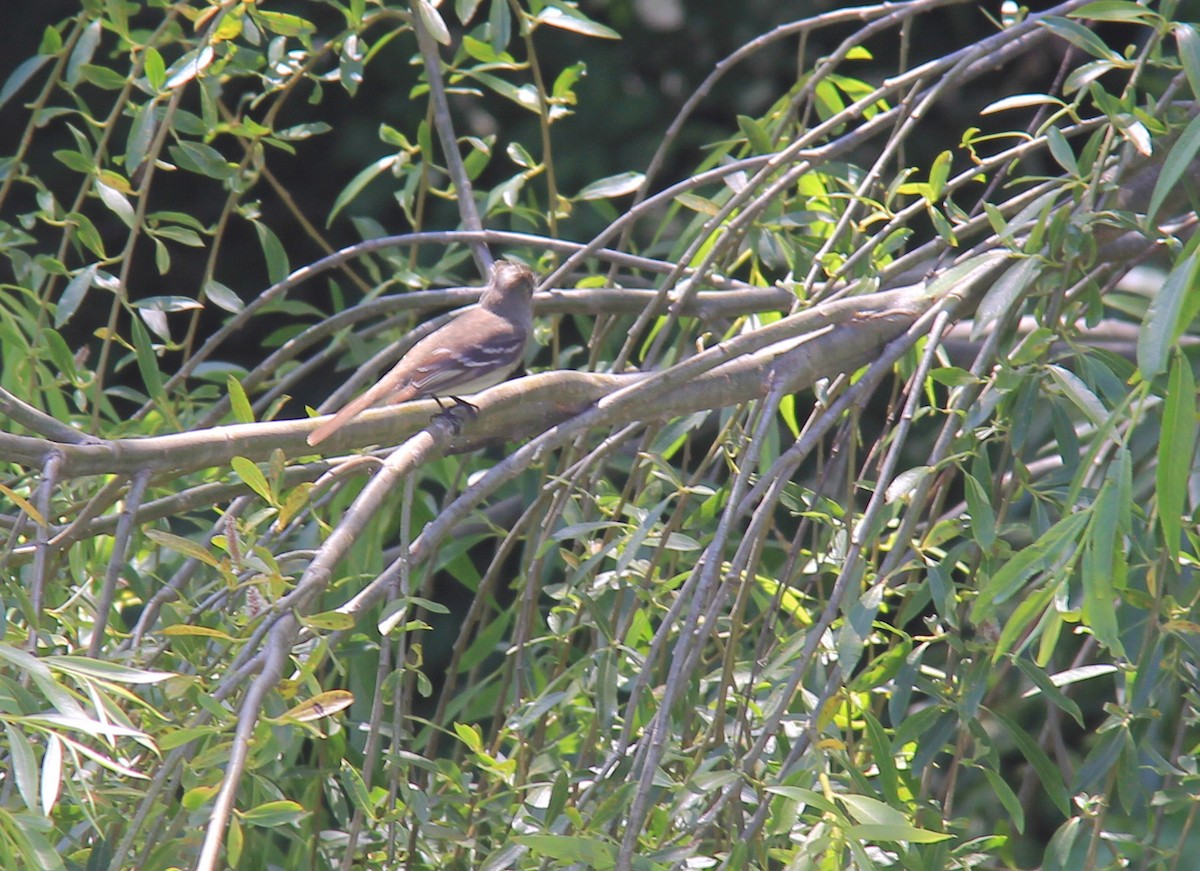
left=429, top=395, right=478, bottom=434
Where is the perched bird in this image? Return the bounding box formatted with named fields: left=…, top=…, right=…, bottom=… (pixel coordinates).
left=306, top=260, right=536, bottom=446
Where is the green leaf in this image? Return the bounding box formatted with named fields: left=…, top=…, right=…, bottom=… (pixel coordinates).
left=46, top=655, right=174, bottom=684
left=204, top=279, right=243, bottom=313
left=1157, top=352, right=1197, bottom=559
left=1147, top=113, right=1200, bottom=224
left=278, top=689, right=354, bottom=720
left=552, top=61, right=586, bottom=100
left=1015, top=657, right=1086, bottom=726
left=1046, top=364, right=1108, bottom=426
left=1045, top=126, right=1078, bottom=175
left=535, top=4, right=621, bottom=39
left=339, top=760, right=377, bottom=819
left=237, top=800, right=307, bottom=827
left=972, top=509, right=1091, bottom=620
left=738, top=115, right=774, bottom=155
left=231, top=456, right=273, bottom=504
left=328, top=155, right=397, bottom=226
left=456, top=0, right=484, bottom=25
left=169, top=140, right=236, bottom=180
left=6, top=724, right=38, bottom=811
left=1071, top=0, right=1162, bottom=22
left=66, top=211, right=105, bottom=259
left=135, top=295, right=202, bottom=313
left=576, top=171, right=644, bottom=200
left=0, top=54, right=50, bottom=109
left=56, top=263, right=97, bottom=327
left=253, top=221, right=289, bottom=284
left=1176, top=24, right=1200, bottom=103
left=227, top=374, right=254, bottom=424
left=144, top=46, right=165, bottom=91
left=144, top=529, right=221, bottom=567
left=39, top=25, right=63, bottom=55
left=972, top=256, right=1039, bottom=340
left=488, top=0, right=511, bottom=51
left=964, top=474, right=996, bottom=550
left=125, top=102, right=157, bottom=174
left=250, top=10, right=316, bottom=38
left=453, top=722, right=483, bottom=752
left=838, top=792, right=909, bottom=826
left=980, top=766, right=1025, bottom=833
left=929, top=149, right=952, bottom=198
left=164, top=46, right=215, bottom=90
left=1082, top=479, right=1125, bottom=656
left=40, top=735, right=63, bottom=816
left=514, top=835, right=618, bottom=867
left=153, top=225, right=204, bottom=246
left=65, top=19, right=101, bottom=86
left=992, top=708, right=1071, bottom=815
left=981, top=92, right=1066, bottom=115
left=414, top=0, right=450, bottom=45
left=847, top=823, right=953, bottom=844
left=130, top=315, right=167, bottom=410
left=1137, top=249, right=1199, bottom=379
left=1040, top=16, right=1121, bottom=62
left=299, top=611, right=355, bottom=631
left=95, top=180, right=136, bottom=228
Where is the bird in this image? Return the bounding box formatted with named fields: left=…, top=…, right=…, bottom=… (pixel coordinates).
left=306, top=259, right=536, bottom=446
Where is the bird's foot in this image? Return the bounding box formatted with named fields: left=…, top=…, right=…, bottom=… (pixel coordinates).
left=430, top=396, right=478, bottom=434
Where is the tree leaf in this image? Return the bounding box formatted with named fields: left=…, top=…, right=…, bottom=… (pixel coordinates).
left=328, top=155, right=397, bottom=226
left=0, top=54, right=51, bottom=111
left=227, top=374, right=254, bottom=424
left=231, top=456, right=273, bottom=504
left=56, top=263, right=98, bottom=327
left=576, top=171, right=644, bottom=200
left=1147, top=112, right=1200, bottom=224
left=1137, top=248, right=1198, bottom=378
left=1157, top=352, right=1197, bottom=558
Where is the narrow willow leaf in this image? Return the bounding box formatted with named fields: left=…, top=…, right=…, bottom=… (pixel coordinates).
left=1176, top=24, right=1200, bottom=102
left=40, top=735, right=63, bottom=816
left=1046, top=364, right=1107, bottom=426
left=65, top=19, right=101, bottom=86
left=238, top=799, right=307, bottom=827
left=0, top=54, right=52, bottom=111
left=415, top=0, right=451, bottom=44
left=227, top=374, right=254, bottom=424
left=279, top=690, right=354, bottom=722
left=340, top=760, right=377, bottom=820
left=576, top=171, right=644, bottom=200
left=47, top=655, right=174, bottom=684
left=1137, top=249, right=1198, bottom=378
left=535, top=5, right=621, bottom=39
left=95, top=180, right=136, bottom=228
left=1147, top=113, right=1200, bottom=224
left=6, top=724, right=38, bottom=811
left=254, top=221, right=290, bottom=284
left=328, top=154, right=396, bottom=226
left=164, top=45, right=214, bottom=90
left=980, top=767, right=1026, bottom=833
left=1157, top=352, right=1197, bottom=558
left=130, top=315, right=167, bottom=408
left=964, top=474, right=997, bottom=549
left=231, top=456, right=273, bottom=504
left=972, top=510, right=1091, bottom=620
left=992, top=709, right=1071, bottom=815
left=1040, top=16, right=1121, bottom=61
left=847, top=823, right=953, bottom=843
left=204, top=279, right=243, bottom=313
left=144, top=528, right=221, bottom=567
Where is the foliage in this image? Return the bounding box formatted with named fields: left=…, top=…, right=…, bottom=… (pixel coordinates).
left=0, top=1, right=1198, bottom=870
